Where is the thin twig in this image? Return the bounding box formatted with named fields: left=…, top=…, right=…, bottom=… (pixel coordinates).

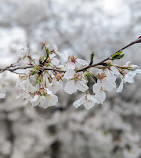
left=77, top=38, right=141, bottom=72
left=0, top=66, right=34, bottom=73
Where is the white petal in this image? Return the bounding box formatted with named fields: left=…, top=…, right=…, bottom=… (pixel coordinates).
left=95, top=91, right=106, bottom=104
left=40, top=96, right=49, bottom=108
left=66, top=62, right=75, bottom=69
left=49, top=94, right=58, bottom=106
left=106, top=70, right=116, bottom=81
left=135, top=69, right=141, bottom=74
left=50, top=54, right=56, bottom=59
left=73, top=96, right=86, bottom=108
left=87, top=94, right=98, bottom=103
left=125, top=69, right=141, bottom=83
left=93, top=80, right=101, bottom=94
left=102, top=79, right=116, bottom=92
left=97, top=69, right=103, bottom=74
left=46, top=88, right=53, bottom=95
left=64, top=69, right=75, bottom=79
left=73, top=98, right=82, bottom=108
left=32, top=94, right=39, bottom=102
left=84, top=102, right=95, bottom=110
left=31, top=95, right=40, bottom=107
left=76, top=58, right=88, bottom=65
left=110, top=66, right=120, bottom=75
left=124, top=71, right=136, bottom=83
left=76, top=80, right=88, bottom=92
left=64, top=80, right=77, bottom=94
left=51, top=58, right=60, bottom=65
left=20, top=78, right=36, bottom=93
left=116, top=79, right=124, bottom=93
left=59, top=52, right=69, bottom=62
left=49, top=80, right=62, bottom=94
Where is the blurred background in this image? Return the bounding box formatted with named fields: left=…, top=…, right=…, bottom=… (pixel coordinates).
left=0, top=0, right=141, bottom=158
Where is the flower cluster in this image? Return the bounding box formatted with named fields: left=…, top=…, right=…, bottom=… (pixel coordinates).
left=1, top=40, right=141, bottom=109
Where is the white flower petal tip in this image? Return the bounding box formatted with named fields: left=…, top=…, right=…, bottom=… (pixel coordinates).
left=73, top=94, right=98, bottom=110
left=64, top=69, right=75, bottom=79
left=64, top=80, right=77, bottom=94
left=65, top=62, right=75, bottom=70
left=76, top=58, right=88, bottom=65
left=76, top=80, right=88, bottom=92
left=51, top=58, right=60, bottom=65
left=116, top=80, right=124, bottom=93
left=124, top=69, right=141, bottom=84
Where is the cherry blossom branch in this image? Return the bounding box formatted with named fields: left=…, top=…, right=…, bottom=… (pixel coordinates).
left=0, top=38, right=141, bottom=74
left=1, top=37, right=141, bottom=109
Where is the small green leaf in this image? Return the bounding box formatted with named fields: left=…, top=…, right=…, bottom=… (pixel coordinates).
left=112, top=50, right=122, bottom=58
left=33, top=66, right=39, bottom=70
left=112, top=50, right=124, bottom=60
left=89, top=52, right=95, bottom=65
left=46, top=48, right=49, bottom=60
left=115, top=54, right=125, bottom=59
left=91, top=52, right=94, bottom=61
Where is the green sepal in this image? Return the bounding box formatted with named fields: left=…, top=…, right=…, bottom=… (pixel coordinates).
left=84, top=72, right=92, bottom=79
left=33, top=66, right=39, bottom=71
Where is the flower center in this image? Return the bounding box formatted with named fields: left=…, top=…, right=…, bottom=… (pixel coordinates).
left=55, top=74, right=62, bottom=81
left=97, top=73, right=106, bottom=80
left=74, top=73, right=82, bottom=81
left=69, top=56, right=77, bottom=63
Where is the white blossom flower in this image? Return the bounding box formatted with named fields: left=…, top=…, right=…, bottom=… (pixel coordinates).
left=65, top=56, right=88, bottom=70
left=73, top=94, right=98, bottom=110
left=93, top=80, right=107, bottom=104
left=17, top=77, right=37, bottom=93
left=18, top=88, right=58, bottom=108
left=31, top=88, right=58, bottom=108
left=124, top=69, right=141, bottom=83
left=64, top=69, right=88, bottom=94
left=93, top=67, right=119, bottom=103
left=93, top=68, right=116, bottom=92
left=117, top=68, right=141, bottom=93
left=43, top=72, right=63, bottom=94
